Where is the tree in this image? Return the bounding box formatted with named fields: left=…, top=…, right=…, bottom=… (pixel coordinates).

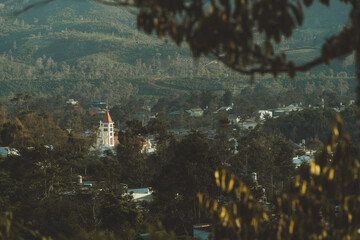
left=0, top=121, right=23, bottom=146
left=221, top=89, right=233, bottom=107
left=35, top=57, right=43, bottom=70
left=151, top=131, right=222, bottom=235
left=200, top=90, right=217, bottom=109
left=10, top=93, right=32, bottom=114
left=337, top=78, right=349, bottom=96
left=45, top=57, right=56, bottom=72
left=116, top=129, right=149, bottom=187
left=0, top=211, right=52, bottom=240
left=199, top=115, right=360, bottom=240
left=98, top=191, right=142, bottom=236
left=0, top=105, right=9, bottom=125
left=232, top=126, right=294, bottom=194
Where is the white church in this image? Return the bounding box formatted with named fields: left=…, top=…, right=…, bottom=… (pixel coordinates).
left=96, top=111, right=116, bottom=152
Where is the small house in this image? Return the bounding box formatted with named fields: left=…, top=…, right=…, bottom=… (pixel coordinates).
left=186, top=108, right=204, bottom=117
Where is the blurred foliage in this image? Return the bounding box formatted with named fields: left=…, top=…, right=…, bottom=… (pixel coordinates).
left=91, top=0, right=358, bottom=78
left=0, top=211, right=52, bottom=240
left=199, top=114, right=360, bottom=239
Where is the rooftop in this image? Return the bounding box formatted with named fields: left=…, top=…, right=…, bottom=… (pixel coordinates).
left=103, top=111, right=113, bottom=123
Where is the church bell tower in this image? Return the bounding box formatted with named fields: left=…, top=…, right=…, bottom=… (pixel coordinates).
left=99, top=111, right=114, bottom=148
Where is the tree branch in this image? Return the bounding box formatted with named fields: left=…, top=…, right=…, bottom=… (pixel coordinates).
left=13, top=0, right=134, bottom=17
left=14, top=0, right=54, bottom=17
left=215, top=55, right=326, bottom=76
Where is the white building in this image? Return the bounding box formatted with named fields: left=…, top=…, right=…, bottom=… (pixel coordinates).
left=66, top=98, right=79, bottom=105
left=97, top=111, right=115, bottom=149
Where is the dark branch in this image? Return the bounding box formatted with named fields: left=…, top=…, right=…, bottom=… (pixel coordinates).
left=14, top=0, right=54, bottom=17
left=93, top=0, right=134, bottom=7
left=13, top=0, right=134, bottom=17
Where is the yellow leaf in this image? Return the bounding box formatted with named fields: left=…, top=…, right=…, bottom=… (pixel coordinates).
left=153, top=18, right=158, bottom=26
left=239, top=183, right=248, bottom=193
left=310, top=162, right=320, bottom=175
left=336, top=114, right=343, bottom=124
left=221, top=170, right=226, bottom=191
left=209, top=5, right=214, bottom=14
left=197, top=193, right=202, bottom=204
left=251, top=218, right=258, bottom=232
left=326, top=145, right=331, bottom=153
left=222, top=13, right=227, bottom=21
left=295, top=175, right=300, bottom=187
left=315, top=164, right=321, bottom=176
left=216, top=178, right=220, bottom=187
left=233, top=203, right=237, bottom=215
left=235, top=218, right=241, bottom=229
left=220, top=206, right=226, bottom=219
left=348, top=213, right=352, bottom=223
left=310, top=161, right=316, bottom=174
left=213, top=201, right=218, bottom=211
left=300, top=181, right=307, bottom=195
left=289, top=220, right=294, bottom=234
left=333, top=127, right=339, bottom=137
left=328, top=168, right=334, bottom=180
left=263, top=213, right=269, bottom=221
left=214, top=170, right=219, bottom=179
left=227, top=177, right=234, bottom=192
left=223, top=212, right=229, bottom=226
left=215, top=170, right=220, bottom=187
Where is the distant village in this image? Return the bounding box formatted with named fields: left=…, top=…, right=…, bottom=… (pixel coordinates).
left=2, top=96, right=353, bottom=167
left=0, top=95, right=354, bottom=239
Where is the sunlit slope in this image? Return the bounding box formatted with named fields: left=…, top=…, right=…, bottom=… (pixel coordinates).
left=0, top=0, right=178, bottom=63
left=0, top=0, right=354, bottom=98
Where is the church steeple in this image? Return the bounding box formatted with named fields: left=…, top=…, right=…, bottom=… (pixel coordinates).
left=103, top=111, right=113, bottom=123
left=98, top=111, right=115, bottom=148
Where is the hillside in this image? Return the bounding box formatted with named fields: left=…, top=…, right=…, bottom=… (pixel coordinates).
left=0, top=0, right=355, bottom=102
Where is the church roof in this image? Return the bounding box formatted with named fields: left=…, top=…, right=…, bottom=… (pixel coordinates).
left=103, top=111, right=113, bottom=123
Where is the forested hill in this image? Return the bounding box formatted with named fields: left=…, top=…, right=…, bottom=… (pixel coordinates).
left=0, top=0, right=355, bottom=102
left=0, top=0, right=176, bottom=63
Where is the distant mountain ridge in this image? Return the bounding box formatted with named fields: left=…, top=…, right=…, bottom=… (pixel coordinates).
left=0, top=0, right=354, bottom=100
